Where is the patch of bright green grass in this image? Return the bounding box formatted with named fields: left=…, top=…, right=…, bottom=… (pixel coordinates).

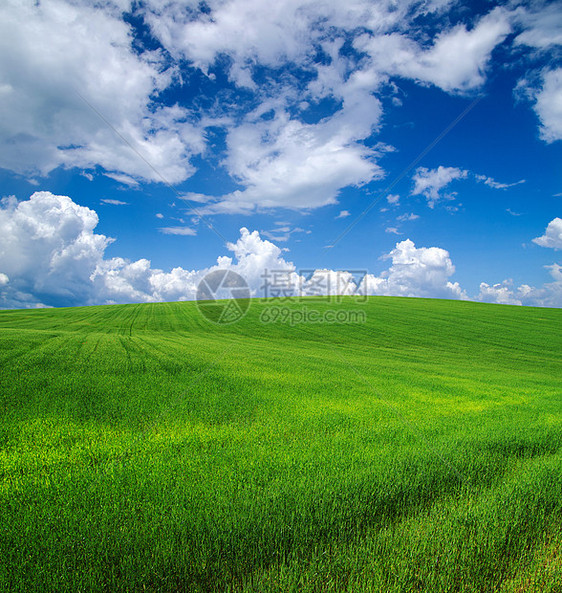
left=0, top=297, right=561, bottom=591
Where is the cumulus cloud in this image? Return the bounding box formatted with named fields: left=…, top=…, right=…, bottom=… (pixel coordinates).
left=0, top=192, right=111, bottom=307
left=139, top=0, right=515, bottom=211
left=0, top=0, right=426, bottom=209
left=533, top=217, right=562, bottom=249
left=412, top=166, right=469, bottom=207
left=142, top=0, right=507, bottom=96
left=0, top=0, right=551, bottom=213
left=0, top=193, right=262, bottom=306
left=140, top=0, right=437, bottom=82
left=197, top=93, right=384, bottom=212
left=0, top=191, right=466, bottom=308
left=359, top=240, right=466, bottom=300
left=0, top=192, right=304, bottom=307
left=336, top=210, right=351, bottom=219
left=477, top=280, right=523, bottom=306
left=475, top=217, right=562, bottom=307
left=477, top=265, right=562, bottom=308
left=2, top=192, right=561, bottom=309
left=476, top=218, right=562, bottom=307
left=0, top=0, right=204, bottom=184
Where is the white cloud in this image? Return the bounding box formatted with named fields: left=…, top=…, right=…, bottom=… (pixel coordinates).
left=0, top=0, right=204, bottom=184
left=261, top=225, right=308, bottom=242
left=412, top=166, right=468, bottom=207
left=156, top=213, right=164, bottom=219
left=0, top=190, right=465, bottom=308
left=139, top=0, right=510, bottom=211
left=0, top=0, right=546, bottom=215
left=141, top=0, right=435, bottom=83
left=225, top=228, right=297, bottom=291
left=514, top=3, right=562, bottom=50
left=536, top=264, right=562, bottom=307
left=512, top=1, right=562, bottom=144
left=474, top=175, right=525, bottom=189
left=385, top=227, right=401, bottom=234
left=198, top=94, right=384, bottom=212
left=533, top=69, right=562, bottom=143
left=101, top=199, right=129, bottom=206
left=387, top=194, right=400, bottom=205
left=0, top=0, right=553, bottom=216
left=159, top=226, right=197, bottom=236
left=336, top=210, right=351, bottom=219
left=533, top=217, right=562, bottom=250
left=359, top=239, right=466, bottom=300
left=355, top=7, right=512, bottom=93
left=140, top=0, right=419, bottom=202
left=397, top=212, right=419, bottom=222
left=2, top=192, right=561, bottom=310
left=477, top=217, right=562, bottom=307
left=477, top=280, right=522, bottom=306
left=0, top=192, right=299, bottom=307
left=141, top=0, right=510, bottom=101
left=300, top=269, right=359, bottom=298
left=0, top=192, right=111, bottom=308
left=104, top=173, right=141, bottom=187
left=412, top=166, right=525, bottom=207
left=477, top=265, right=562, bottom=308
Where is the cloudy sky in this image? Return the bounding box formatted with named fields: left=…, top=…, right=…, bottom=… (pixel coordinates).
left=0, top=0, right=561, bottom=308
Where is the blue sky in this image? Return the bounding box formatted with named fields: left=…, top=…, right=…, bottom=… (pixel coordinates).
left=0, top=0, right=561, bottom=308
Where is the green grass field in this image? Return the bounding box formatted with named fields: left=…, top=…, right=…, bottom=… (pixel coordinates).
left=1, top=296, right=561, bottom=592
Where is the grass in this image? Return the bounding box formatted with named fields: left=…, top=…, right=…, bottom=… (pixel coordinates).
left=0, top=296, right=561, bottom=592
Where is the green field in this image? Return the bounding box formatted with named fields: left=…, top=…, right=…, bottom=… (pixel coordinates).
left=1, top=297, right=561, bottom=592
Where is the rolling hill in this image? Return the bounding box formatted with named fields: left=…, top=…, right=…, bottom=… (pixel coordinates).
left=0, top=296, right=561, bottom=592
